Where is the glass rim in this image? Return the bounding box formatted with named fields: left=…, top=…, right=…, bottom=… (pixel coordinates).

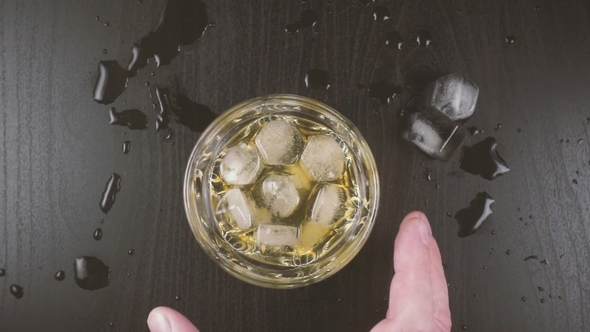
left=183, top=94, right=380, bottom=288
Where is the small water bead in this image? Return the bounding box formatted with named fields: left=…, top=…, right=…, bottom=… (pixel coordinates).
left=93, top=228, right=103, bottom=240
left=54, top=270, right=66, bottom=281
left=10, top=284, right=24, bottom=299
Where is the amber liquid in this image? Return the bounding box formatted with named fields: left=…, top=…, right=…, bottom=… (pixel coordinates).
left=208, top=114, right=361, bottom=267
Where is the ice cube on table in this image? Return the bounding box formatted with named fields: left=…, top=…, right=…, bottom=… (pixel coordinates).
left=215, top=188, right=254, bottom=229
left=260, top=174, right=300, bottom=218
left=297, top=221, right=330, bottom=252
left=255, top=119, right=304, bottom=165
left=220, top=143, right=261, bottom=185
left=430, top=73, right=479, bottom=121
left=256, top=224, right=300, bottom=248
left=309, top=183, right=347, bottom=226
left=301, top=135, right=346, bottom=182
left=401, top=110, right=465, bottom=161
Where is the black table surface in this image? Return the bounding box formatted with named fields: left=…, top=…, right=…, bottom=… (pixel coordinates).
left=2, top=0, right=590, bottom=331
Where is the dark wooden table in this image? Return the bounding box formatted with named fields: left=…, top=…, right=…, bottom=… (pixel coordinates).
left=1, top=0, right=590, bottom=331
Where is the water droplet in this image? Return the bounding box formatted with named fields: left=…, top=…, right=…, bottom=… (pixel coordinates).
left=417, top=30, right=432, bottom=47
left=540, top=298, right=545, bottom=303
left=109, top=322, right=115, bottom=327
left=460, top=137, right=510, bottom=180
left=491, top=230, right=496, bottom=235
left=155, top=87, right=171, bottom=131
left=435, top=183, right=440, bottom=189
left=521, top=296, right=527, bottom=302
left=128, top=249, right=135, bottom=256
left=285, top=9, right=319, bottom=33
left=126, top=0, right=208, bottom=75
left=519, top=217, right=524, bottom=221
left=534, top=6, right=540, bottom=11
left=208, top=22, right=215, bottom=28
left=102, top=49, right=108, bottom=54
left=127, top=273, right=131, bottom=277
left=122, top=141, right=131, bottom=154
left=483, top=266, right=488, bottom=270
left=368, top=81, right=401, bottom=104
left=154, top=87, right=215, bottom=132
left=573, top=179, right=578, bottom=184
left=165, top=132, right=174, bottom=143
left=100, top=173, right=122, bottom=214
left=462, top=325, right=468, bottom=330
left=175, top=295, right=181, bottom=301
left=454, top=192, right=495, bottom=237
left=104, top=22, right=110, bottom=27
left=96, top=16, right=100, bottom=21
left=93, top=61, right=129, bottom=104
left=109, top=108, right=148, bottom=130
left=9, top=284, right=24, bottom=299
left=506, top=250, right=511, bottom=255
left=467, top=126, right=481, bottom=136
left=93, top=228, right=103, bottom=240
left=505, top=35, right=516, bottom=44
left=74, top=256, right=110, bottom=290
left=373, top=6, right=390, bottom=21
left=305, top=69, right=330, bottom=89
left=0, top=269, right=5, bottom=277
left=385, top=30, right=403, bottom=49
left=524, top=255, right=539, bottom=261
left=446, top=212, right=452, bottom=218
left=517, top=128, right=522, bottom=133
left=473, top=294, right=478, bottom=298
left=538, top=286, right=544, bottom=292
left=54, top=270, right=66, bottom=281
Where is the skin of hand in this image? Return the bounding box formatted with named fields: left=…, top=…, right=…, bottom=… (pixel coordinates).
left=147, top=211, right=451, bottom=332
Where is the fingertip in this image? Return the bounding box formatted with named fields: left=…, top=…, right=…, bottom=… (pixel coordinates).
left=148, top=306, right=199, bottom=332
left=399, top=211, right=432, bottom=245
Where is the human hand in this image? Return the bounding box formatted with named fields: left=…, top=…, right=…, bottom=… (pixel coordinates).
left=147, top=211, right=451, bottom=332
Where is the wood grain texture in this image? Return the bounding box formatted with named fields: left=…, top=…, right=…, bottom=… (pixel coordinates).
left=1, top=0, right=590, bottom=331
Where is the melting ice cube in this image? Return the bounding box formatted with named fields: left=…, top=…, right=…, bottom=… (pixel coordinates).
left=220, top=143, right=262, bottom=185
left=255, top=119, right=304, bottom=165
left=309, top=183, right=347, bottom=226
left=401, top=110, right=465, bottom=161
left=301, top=135, right=345, bottom=182
left=430, top=73, right=479, bottom=121
left=256, top=224, right=300, bottom=248
left=216, top=188, right=253, bottom=229
left=260, top=174, right=301, bottom=218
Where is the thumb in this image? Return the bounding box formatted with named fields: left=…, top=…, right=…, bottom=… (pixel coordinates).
left=147, top=306, right=200, bottom=332
left=371, top=211, right=451, bottom=332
